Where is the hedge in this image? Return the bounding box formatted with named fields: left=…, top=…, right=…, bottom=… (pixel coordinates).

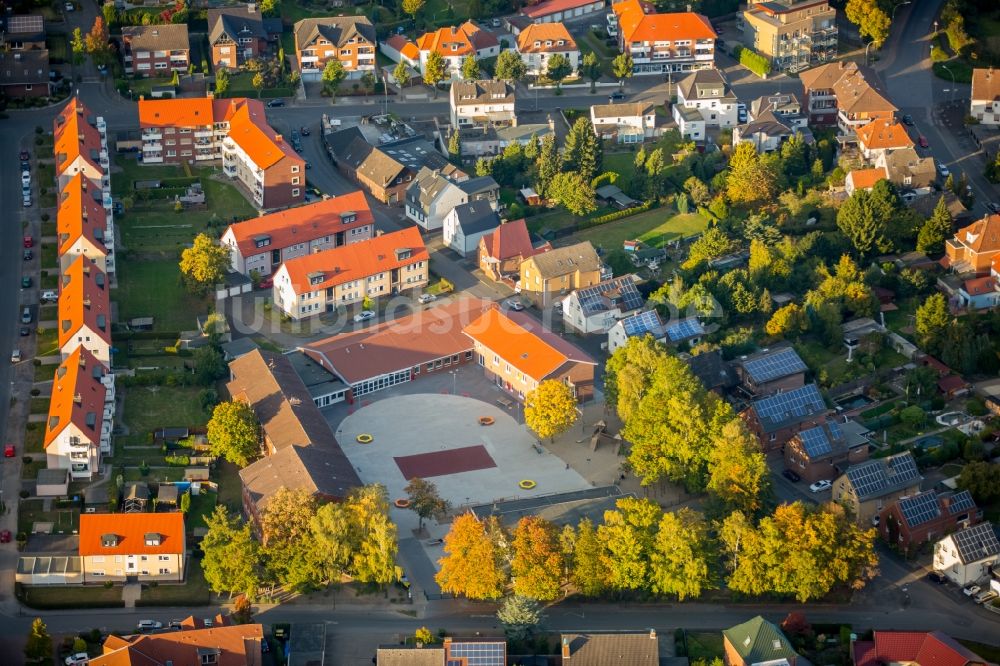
left=733, top=45, right=772, bottom=78
left=164, top=455, right=191, bottom=466
left=591, top=171, right=620, bottom=188
left=135, top=596, right=210, bottom=607
left=576, top=200, right=658, bottom=231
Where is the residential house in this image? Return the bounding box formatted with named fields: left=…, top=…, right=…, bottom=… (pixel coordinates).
left=53, top=97, right=108, bottom=191
left=853, top=630, right=996, bottom=666
left=845, top=167, right=888, bottom=196
left=456, top=114, right=556, bottom=158
left=464, top=306, right=597, bottom=402
left=741, top=0, right=838, bottom=72
left=271, top=227, right=429, bottom=320
left=220, top=191, right=374, bottom=277
left=879, top=489, right=980, bottom=555
left=138, top=96, right=305, bottom=209
left=79, top=513, right=185, bottom=583
left=450, top=79, right=516, bottom=128
left=612, top=0, right=716, bottom=75
left=733, top=110, right=802, bottom=152
left=591, top=102, right=659, bottom=143
left=749, top=92, right=808, bottom=127
left=2, top=14, right=46, bottom=50
left=293, top=16, right=376, bottom=80
left=519, top=0, right=606, bottom=24
left=44, top=347, right=114, bottom=481
left=971, top=67, right=1000, bottom=126
left=608, top=310, right=667, bottom=353
left=57, top=173, right=114, bottom=275
left=300, top=298, right=492, bottom=402
left=91, top=623, right=264, bottom=666
left=516, top=22, right=580, bottom=76
left=415, top=22, right=499, bottom=79
left=377, top=637, right=507, bottom=666
left=59, top=257, right=112, bottom=367
left=685, top=349, right=737, bottom=393
left=783, top=418, right=869, bottom=484
left=121, top=24, right=190, bottom=77
left=518, top=240, right=605, bottom=307
left=406, top=167, right=499, bottom=231
left=562, top=275, right=643, bottom=334
left=957, top=275, right=1000, bottom=310
left=933, top=521, right=1000, bottom=587
left=0, top=16, right=50, bottom=98
left=379, top=34, right=420, bottom=69
left=723, top=615, right=800, bottom=666
left=207, top=4, right=275, bottom=70
left=832, top=452, right=923, bottom=527
left=799, top=61, right=896, bottom=131
left=733, top=346, right=808, bottom=397
left=944, top=213, right=1000, bottom=274
left=741, top=383, right=830, bottom=451
left=855, top=118, right=915, bottom=161
left=664, top=316, right=705, bottom=347
left=478, top=218, right=551, bottom=283
left=876, top=147, right=936, bottom=197
left=443, top=200, right=501, bottom=256
left=674, top=68, right=739, bottom=129
left=558, top=630, right=660, bottom=665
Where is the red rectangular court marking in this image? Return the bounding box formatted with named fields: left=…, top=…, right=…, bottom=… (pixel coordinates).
left=395, top=445, right=497, bottom=479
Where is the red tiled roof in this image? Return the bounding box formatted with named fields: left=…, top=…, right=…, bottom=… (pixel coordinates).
left=385, top=34, right=419, bottom=60
left=517, top=22, right=578, bottom=53
left=852, top=640, right=877, bottom=666
left=522, top=0, right=598, bottom=19
left=952, top=214, right=1000, bottom=256
left=481, top=218, right=548, bottom=262
left=963, top=275, right=997, bottom=295
left=138, top=96, right=214, bottom=127
left=57, top=173, right=109, bottom=257
left=58, top=257, right=111, bottom=350
left=915, top=631, right=994, bottom=666
left=856, top=118, right=915, bottom=151
left=53, top=97, right=103, bottom=177
left=79, top=513, right=185, bottom=556
left=847, top=167, right=887, bottom=191
left=277, top=226, right=427, bottom=295
left=864, top=631, right=995, bottom=666
left=224, top=191, right=373, bottom=257
left=91, top=623, right=262, bottom=666
left=938, top=374, right=967, bottom=393
left=416, top=21, right=496, bottom=56
left=614, top=0, right=715, bottom=45
left=44, top=347, right=108, bottom=450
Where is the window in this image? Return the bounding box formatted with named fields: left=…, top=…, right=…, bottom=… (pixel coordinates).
left=159, top=568, right=170, bottom=575
left=292, top=177, right=300, bottom=185
left=159, top=555, right=170, bottom=561
left=91, top=571, right=105, bottom=577
left=292, top=188, right=300, bottom=196
left=291, top=165, right=300, bottom=173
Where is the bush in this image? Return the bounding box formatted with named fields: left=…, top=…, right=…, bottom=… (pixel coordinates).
left=576, top=200, right=658, bottom=230
left=735, top=45, right=772, bottom=78
left=164, top=455, right=191, bottom=466
left=591, top=171, right=619, bottom=188
left=966, top=398, right=987, bottom=416
left=930, top=46, right=948, bottom=62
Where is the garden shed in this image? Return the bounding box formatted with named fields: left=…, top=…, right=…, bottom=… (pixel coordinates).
left=35, top=468, right=69, bottom=497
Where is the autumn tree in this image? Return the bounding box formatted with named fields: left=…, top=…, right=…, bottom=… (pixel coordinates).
left=84, top=16, right=109, bottom=57
left=598, top=497, right=660, bottom=590
left=308, top=485, right=398, bottom=585
left=524, top=379, right=578, bottom=442
left=706, top=420, right=770, bottom=514
left=494, top=49, right=527, bottom=82
left=727, top=141, right=777, bottom=205
left=215, top=67, right=230, bottom=95
left=562, top=117, right=602, bottom=181
left=201, top=505, right=262, bottom=598
left=546, top=53, right=572, bottom=89
left=251, top=72, right=265, bottom=97
left=206, top=400, right=259, bottom=466
left=915, top=292, right=950, bottom=352
left=612, top=52, right=634, bottom=86
left=649, top=508, right=715, bottom=599
left=570, top=518, right=606, bottom=596
left=404, top=477, right=450, bottom=531
left=179, top=233, right=231, bottom=295
left=511, top=516, right=564, bottom=601
left=321, top=60, right=346, bottom=97
left=447, top=131, right=462, bottom=164
left=24, top=618, right=52, bottom=662
left=682, top=226, right=738, bottom=270
left=546, top=171, right=597, bottom=217
left=392, top=60, right=410, bottom=89
left=423, top=51, right=447, bottom=95
left=684, top=176, right=710, bottom=206
left=765, top=302, right=809, bottom=338
left=916, top=195, right=953, bottom=255
left=402, top=0, right=425, bottom=18
left=260, top=487, right=321, bottom=590
left=461, top=55, right=480, bottom=80
left=846, top=0, right=891, bottom=47
left=436, top=513, right=507, bottom=599
left=71, top=28, right=86, bottom=65
left=957, top=461, right=1000, bottom=503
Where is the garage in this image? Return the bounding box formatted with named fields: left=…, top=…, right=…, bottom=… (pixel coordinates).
left=16, top=556, right=83, bottom=585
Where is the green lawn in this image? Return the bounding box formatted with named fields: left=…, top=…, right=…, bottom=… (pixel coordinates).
left=686, top=631, right=725, bottom=660
left=115, top=258, right=208, bottom=332
left=21, top=457, right=45, bottom=480
left=40, top=241, right=58, bottom=270
left=603, top=151, right=640, bottom=181
left=122, top=385, right=210, bottom=437
left=29, top=398, right=50, bottom=415
left=215, top=460, right=243, bottom=512
left=34, top=360, right=56, bottom=383
left=22, top=585, right=123, bottom=610
left=35, top=325, right=60, bottom=357
left=138, top=563, right=211, bottom=606
left=576, top=210, right=707, bottom=252
left=18, top=499, right=79, bottom=534
left=185, top=490, right=218, bottom=534
left=24, top=424, right=44, bottom=454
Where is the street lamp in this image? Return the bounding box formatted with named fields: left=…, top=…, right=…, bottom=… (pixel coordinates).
left=865, top=40, right=875, bottom=67
left=450, top=368, right=459, bottom=395
left=891, top=1, right=910, bottom=22
left=940, top=64, right=956, bottom=103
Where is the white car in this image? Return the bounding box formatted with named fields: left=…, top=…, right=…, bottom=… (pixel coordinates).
left=963, top=584, right=981, bottom=597
left=23, top=195, right=31, bottom=207
left=21, top=171, right=31, bottom=187
left=10, top=349, right=21, bottom=364
left=809, top=480, right=832, bottom=493
left=353, top=310, right=375, bottom=323
left=40, top=290, right=58, bottom=303
left=417, top=293, right=437, bottom=304
left=136, top=620, right=162, bottom=632
left=937, top=163, right=950, bottom=177
left=503, top=299, right=524, bottom=312
left=65, top=653, right=89, bottom=666
left=64, top=2, right=74, bottom=10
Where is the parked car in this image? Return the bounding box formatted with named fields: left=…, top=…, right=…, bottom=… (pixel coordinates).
left=927, top=571, right=947, bottom=584
left=963, top=584, right=981, bottom=597
left=902, top=114, right=914, bottom=126
left=781, top=469, right=801, bottom=482
left=491, top=18, right=501, bottom=27
left=737, top=102, right=747, bottom=123
left=809, top=479, right=832, bottom=493
left=0, top=529, right=11, bottom=543
left=21, top=276, right=31, bottom=288
left=987, top=202, right=1000, bottom=214
left=918, top=135, right=929, bottom=148
left=4, top=444, right=13, bottom=458
left=300, top=126, right=310, bottom=136
left=64, top=2, right=75, bottom=11
left=113, top=200, right=124, bottom=215
left=503, top=298, right=524, bottom=311
left=10, top=350, right=21, bottom=364
left=22, top=196, right=31, bottom=208
left=65, top=653, right=89, bottom=666
left=937, top=163, right=950, bottom=177
left=258, top=276, right=273, bottom=290
left=19, top=327, right=30, bottom=337
left=609, top=91, right=626, bottom=102
left=41, top=290, right=58, bottom=303
left=974, top=589, right=998, bottom=604
left=19, top=149, right=30, bottom=160
left=21, top=307, right=32, bottom=324
left=418, top=293, right=437, bottom=304
left=23, top=235, right=33, bottom=248
left=353, top=310, right=375, bottom=323
left=22, top=249, right=32, bottom=261
left=21, top=171, right=31, bottom=187
left=136, top=620, right=163, bottom=632
left=266, top=98, right=285, bottom=108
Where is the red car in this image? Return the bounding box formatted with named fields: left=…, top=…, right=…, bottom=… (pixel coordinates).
left=23, top=236, right=33, bottom=248
left=4, top=444, right=14, bottom=458
left=0, top=530, right=11, bottom=544
left=258, top=277, right=273, bottom=290
left=918, top=136, right=929, bottom=149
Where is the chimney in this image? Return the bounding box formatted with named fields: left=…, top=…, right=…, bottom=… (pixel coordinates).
left=275, top=134, right=282, bottom=142
left=562, top=637, right=571, bottom=660
left=650, top=629, right=657, bottom=640
left=74, top=393, right=82, bottom=404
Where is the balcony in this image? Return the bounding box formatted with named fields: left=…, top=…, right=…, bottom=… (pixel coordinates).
left=194, top=129, right=213, bottom=139
left=142, top=129, right=162, bottom=140
left=143, top=154, right=164, bottom=164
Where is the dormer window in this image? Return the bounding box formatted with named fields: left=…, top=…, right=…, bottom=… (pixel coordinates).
left=101, top=533, right=118, bottom=548
left=307, top=271, right=325, bottom=286
left=144, top=532, right=162, bottom=546
left=534, top=41, right=540, bottom=47
left=254, top=235, right=271, bottom=248
left=395, top=248, right=412, bottom=261
left=340, top=211, right=357, bottom=224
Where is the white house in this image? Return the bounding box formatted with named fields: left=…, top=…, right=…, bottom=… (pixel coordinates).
left=563, top=275, right=643, bottom=334
left=674, top=104, right=707, bottom=141
left=379, top=34, right=420, bottom=68
left=971, top=68, right=1000, bottom=126
left=519, top=0, right=605, bottom=24
left=53, top=98, right=109, bottom=192
left=607, top=310, right=666, bottom=353
left=58, top=257, right=112, bottom=367
left=406, top=168, right=500, bottom=231
left=934, top=522, right=1000, bottom=587
left=732, top=111, right=798, bottom=153
left=674, top=68, right=738, bottom=128
left=450, top=79, right=516, bottom=128
left=416, top=22, right=500, bottom=79
left=611, top=2, right=716, bottom=75
left=443, top=200, right=501, bottom=256
left=591, top=102, right=658, bottom=143
left=516, top=22, right=580, bottom=77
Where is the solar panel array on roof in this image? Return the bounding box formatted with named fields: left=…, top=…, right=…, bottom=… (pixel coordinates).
left=742, top=347, right=808, bottom=384
left=665, top=317, right=705, bottom=342
left=898, top=491, right=942, bottom=527
left=798, top=424, right=832, bottom=458
left=951, top=522, right=1000, bottom=564
left=622, top=310, right=662, bottom=338
left=576, top=278, right=642, bottom=316
left=846, top=452, right=920, bottom=501
left=447, top=641, right=505, bottom=666
left=7, top=15, right=43, bottom=33
left=947, top=490, right=976, bottom=514
left=753, top=383, right=825, bottom=426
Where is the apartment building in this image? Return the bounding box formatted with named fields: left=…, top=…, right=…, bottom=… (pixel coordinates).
left=971, top=67, right=1000, bottom=126
left=799, top=61, right=896, bottom=130
left=53, top=97, right=108, bottom=192
left=612, top=0, right=716, bottom=75
left=0, top=15, right=50, bottom=98
left=520, top=0, right=606, bottom=24
left=741, top=0, right=837, bottom=73
left=208, top=3, right=275, bottom=70
left=416, top=21, right=500, bottom=79
left=516, top=22, right=580, bottom=76
left=221, top=191, right=374, bottom=277
left=57, top=173, right=115, bottom=275
left=518, top=241, right=605, bottom=307
left=79, top=513, right=186, bottom=583
left=450, top=79, right=516, bottom=128
left=58, top=257, right=112, bottom=367
left=944, top=213, right=1000, bottom=274
left=272, top=227, right=429, bottom=320
left=121, top=24, right=190, bottom=77
left=293, top=16, right=376, bottom=80
left=138, top=96, right=305, bottom=209
left=44, top=347, right=114, bottom=481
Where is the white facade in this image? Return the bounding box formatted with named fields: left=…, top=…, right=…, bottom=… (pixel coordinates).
left=971, top=97, right=1000, bottom=126
left=675, top=75, right=738, bottom=127
left=934, top=528, right=1000, bottom=587
left=519, top=47, right=581, bottom=77
left=61, top=328, right=112, bottom=368
left=522, top=0, right=605, bottom=24
left=442, top=208, right=498, bottom=256
left=220, top=223, right=373, bottom=277
left=450, top=93, right=516, bottom=128
left=405, top=180, right=468, bottom=232
left=673, top=106, right=707, bottom=141
left=45, top=375, right=115, bottom=481
left=591, top=106, right=657, bottom=142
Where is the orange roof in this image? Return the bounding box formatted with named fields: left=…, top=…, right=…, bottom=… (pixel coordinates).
left=58, top=256, right=111, bottom=350
left=856, top=118, right=914, bottom=151
left=953, top=214, right=1000, bottom=255
left=57, top=173, right=110, bottom=257
left=517, top=22, right=578, bottom=53
left=44, top=346, right=108, bottom=449
left=522, top=0, right=598, bottom=19
left=278, top=226, right=428, bottom=294
left=416, top=21, right=488, bottom=56
left=848, top=167, right=887, bottom=191
left=53, top=98, right=103, bottom=177
left=385, top=34, right=420, bottom=60
left=481, top=218, right=550, bottom=262
left=463, top=306, right=596, bottom=382
left=79, top=513, right=185, bottom=556
left=92, top=623, right=262, bottom=666
left=616, top=1, right=715, bottom=45
left=963, top=275, right=997, bottom=295
left=226, top=191, right=373, bottom=257
left=138, top=96, right=214, bottom=127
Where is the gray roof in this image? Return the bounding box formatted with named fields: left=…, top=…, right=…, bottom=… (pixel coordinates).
left=591, top=102, right=654, bottom=120
left=208, top=5, right=267, bottom=45
left=122, top=24, right=190, bottom=52
left=294, top=15, right=375, bottom=51
left=406, top=166, right=459, bottom=210
left=156, top=484, right=179, bottom=503
left=376, top=647, right=445, bottom=666
left=677, top=68, right=737, bottom=102
left=685, top=350, right=736, bottom=391
left=882, top=148, right=936, bottom=190
left=326, top=126, right=373, bottom=170
left=844, top=452, right=921, bottom=502
left=362, top=137, right=452, bottom=186
left=595, top=184, right=638, bottom=207
left=949, top=521, right=1000, bottom=564
left=239, top=442, right=361, bottom=512
left=0, top=49, right=49, bottom=86
left=495, top=122, right=553, bottom=144
left=36, top=468, right=69, bottom=486
left=452, top=200, right=500, bottom=236
left=451, top=79, right=514, bottom=106
left=750, top=383, right=828, bottom=433
left=723, top=616, right=799, bottom=665
left=739, top=346, right=808, bottom=385
left=737, top=109, right=795, bottom=139
left=528, top=241, right=601, bottom=279
left=751, top=92, right=801, bottom=118
left=220, top=337, right=259, bottom=361
left=561, top=631, right=659, bottom=665
left=84, top=484, right=109, bottom=505
left=456, top=175, right=499, bottom=196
